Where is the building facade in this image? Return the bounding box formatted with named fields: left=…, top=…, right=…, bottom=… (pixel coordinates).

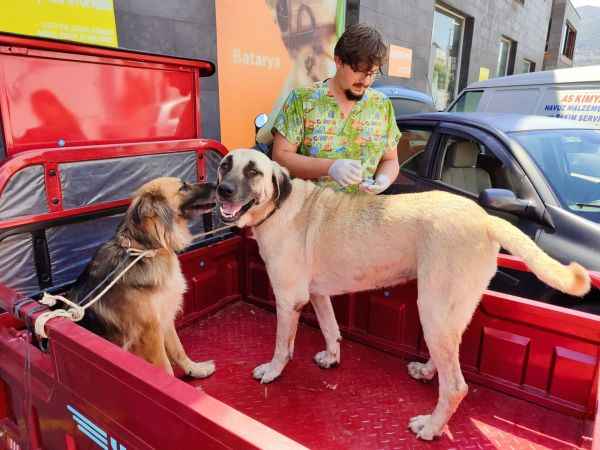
left=111, top=0, right=559, bottom=140
left=356, top=0, right=553, bottom=109
left=543, top=0, right=581, bottom=70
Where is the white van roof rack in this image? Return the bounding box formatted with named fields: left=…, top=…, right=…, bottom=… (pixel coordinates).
left=468, top=65, right=600, bottom=89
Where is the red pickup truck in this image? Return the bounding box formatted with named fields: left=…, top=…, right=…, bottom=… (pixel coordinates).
left=0, top=33, right=599, bottom=450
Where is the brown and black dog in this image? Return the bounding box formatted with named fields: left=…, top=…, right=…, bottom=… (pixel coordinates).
left=69, top=177, right=216, bottom=378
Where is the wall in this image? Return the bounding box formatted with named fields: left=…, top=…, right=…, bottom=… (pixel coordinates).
left=358, top=0, right=552, bottom=94
left=114, top=0, right=220, bottom=140
left=544, top=0, right=580, bottom=69
left=110, top=0, right=554, bottom=137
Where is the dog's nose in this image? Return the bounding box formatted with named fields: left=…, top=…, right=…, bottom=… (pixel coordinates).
left=217, top=182, right=235, bottom=199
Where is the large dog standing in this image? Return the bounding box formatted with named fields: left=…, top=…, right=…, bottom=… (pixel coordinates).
left=216, top=149, right=591, bottom=440
left=69, top=177, right=217, bottom=379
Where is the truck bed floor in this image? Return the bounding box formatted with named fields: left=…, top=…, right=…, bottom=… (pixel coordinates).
left=179, top=302, right=586, bottom=450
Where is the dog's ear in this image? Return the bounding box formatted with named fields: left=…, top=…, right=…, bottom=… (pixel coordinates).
left=271, top=160, right=292, bottom=207
left=130, top=191, right=174, bottom=248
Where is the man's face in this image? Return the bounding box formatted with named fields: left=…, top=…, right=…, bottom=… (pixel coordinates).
left=334, top=56, right=380, bottom=101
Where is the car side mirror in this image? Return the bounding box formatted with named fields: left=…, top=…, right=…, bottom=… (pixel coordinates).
left=478, top=188, right=533, bottom=215
left=254, top=113, right=269, bottom=132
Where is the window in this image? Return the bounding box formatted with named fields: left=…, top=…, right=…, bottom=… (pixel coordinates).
left=439, top=137, right=510, bottom=196
left=511, top=130, right=600, bottom=224
left=496, top=37, right=512, bottom=77
left=562, top=22, right=577, bottom=60
left=390, top=98, right=436, bottom=117
left=520, top=59, right=535, bottom=73
left=429, top=6, right=464, bottom=110
left=486, top=89, right=539, bottom=113
left=448, top=90, right=483, bottom=112
left=397, top=128, right=433, bottom=177
left=545, top=18, right=552, bottom=52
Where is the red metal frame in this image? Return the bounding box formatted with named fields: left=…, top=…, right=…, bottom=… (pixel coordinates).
left=499, top=253, right=600, bottom=289
left=0, top=33, right=214, bottom=156
left=0, top=139, right=227, bottom=229
left=0, top=33, right=215, bottom=74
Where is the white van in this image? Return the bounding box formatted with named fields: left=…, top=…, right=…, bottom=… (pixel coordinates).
left=447, top=65, right=600, bottom=128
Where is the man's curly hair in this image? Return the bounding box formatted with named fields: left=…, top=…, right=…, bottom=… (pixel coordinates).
left=334, top=23, right=387, bottom=71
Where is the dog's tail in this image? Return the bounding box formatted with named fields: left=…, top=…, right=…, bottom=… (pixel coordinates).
left=487, top=215, right=590, bottom=297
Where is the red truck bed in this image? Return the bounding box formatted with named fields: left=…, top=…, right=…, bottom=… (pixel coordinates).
left=2, top=235, right=598, bottom=450
left=182, top=301, right=588, bottom=450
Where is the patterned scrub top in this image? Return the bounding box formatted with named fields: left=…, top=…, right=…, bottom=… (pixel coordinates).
left=273, top=80, right=401, bottom=193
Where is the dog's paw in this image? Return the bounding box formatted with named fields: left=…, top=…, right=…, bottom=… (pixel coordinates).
left=188, top=360, right=215, bottom=379
left=407, top=361, right=436, bottom=382
left=252, top=362, right=282, bottom=384
left=314, top=350, right=339, bottom=369
left=408, top=415, right=442, bottom=440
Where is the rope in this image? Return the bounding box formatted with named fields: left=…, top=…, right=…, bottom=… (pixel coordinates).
left=33, top=224, right=236, bottom=339
left=34, top=248, right=155, bottom=339
left=190, top=224, right=235, bottom=241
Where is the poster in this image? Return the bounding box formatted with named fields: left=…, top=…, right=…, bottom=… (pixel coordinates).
left=216, top=0, right=345, bottom=149
left=0, top=0, right=118, bottom=47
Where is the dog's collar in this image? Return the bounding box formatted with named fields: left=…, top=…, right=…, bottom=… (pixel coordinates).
left=252, top=177, right=287, bottom=228
left=121, top=237, right=133, bottom=249
left=252, top=204, right=279, bottom=229
left=120, top=237, right=160, bottom=255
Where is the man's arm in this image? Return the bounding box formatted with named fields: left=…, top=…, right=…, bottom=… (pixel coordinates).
left=375, top=146, right=400, bottom=181
left=272, top=131, right=335, bottom=180
left=360, top=146, right=399, bottom=194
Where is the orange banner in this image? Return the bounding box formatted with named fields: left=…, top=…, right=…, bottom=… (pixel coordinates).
left=216, top=0, right=340, bottom=149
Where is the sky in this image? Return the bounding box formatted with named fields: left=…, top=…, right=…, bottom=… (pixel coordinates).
left=570, top=0, right=600, bottom=8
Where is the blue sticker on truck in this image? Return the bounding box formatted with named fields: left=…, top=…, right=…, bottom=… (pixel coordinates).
left=67, top=405, right=126, bottom=450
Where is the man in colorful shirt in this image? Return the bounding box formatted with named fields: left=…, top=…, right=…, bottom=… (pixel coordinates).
left=272, top=23, right=401, bottom=194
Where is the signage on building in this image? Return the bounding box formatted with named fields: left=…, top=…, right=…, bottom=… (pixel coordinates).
left=0, top=0, right=118, bottom=47
left=388, top=45, right=412, bottom=78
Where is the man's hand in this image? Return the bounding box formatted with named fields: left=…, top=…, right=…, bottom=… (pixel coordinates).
left=359, top=174, right=391, bottom=195
left=328, top=159, right=362, bottom=187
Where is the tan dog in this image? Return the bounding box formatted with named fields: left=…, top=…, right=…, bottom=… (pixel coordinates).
left=69, top=177, right=217, bottom=378
left=215, top=149, right=591, bottom=440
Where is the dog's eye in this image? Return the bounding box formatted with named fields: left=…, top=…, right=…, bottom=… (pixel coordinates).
left=247, top=169, right=259, bottom=177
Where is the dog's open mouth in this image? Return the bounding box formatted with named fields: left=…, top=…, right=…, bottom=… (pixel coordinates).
left=219, top=200, right=255, bottom=223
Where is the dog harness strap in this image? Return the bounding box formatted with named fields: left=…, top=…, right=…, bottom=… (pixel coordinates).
left=33, top=248, right=156, bottom=339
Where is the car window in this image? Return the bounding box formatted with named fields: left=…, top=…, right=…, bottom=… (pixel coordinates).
left=448, top=90, right=483, bottom=112
left=439, top=136, right=512, bottom=196
left=511, top=130, right=600, bottom=224
left=390, top=98, right=436, bottom=117
left=397, top=128, right=433, bottom=178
